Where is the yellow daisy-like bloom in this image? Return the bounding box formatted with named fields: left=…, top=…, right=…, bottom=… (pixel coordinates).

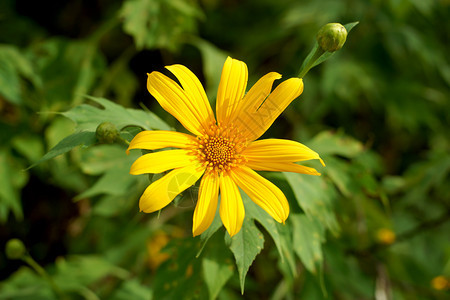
left=127, top=57, right=324, bottom=237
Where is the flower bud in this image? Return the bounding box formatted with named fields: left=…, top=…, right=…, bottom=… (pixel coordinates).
left=6, top=238, right=26, bottom=260
left=317, top=23, right=347, bottom=52
left=96, top=122, right=119, bottom=144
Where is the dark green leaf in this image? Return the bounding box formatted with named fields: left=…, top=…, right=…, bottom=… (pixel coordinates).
left=202, top=234, right=234, bottom=300
left=29, top=131, right=96, bottom=168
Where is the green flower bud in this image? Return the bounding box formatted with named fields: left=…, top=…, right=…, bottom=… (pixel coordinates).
left=96, top=122, right=119, bottom=144
left=6, top=238, right=26, bottom=260
left=317, top=23, right=347, bottom=52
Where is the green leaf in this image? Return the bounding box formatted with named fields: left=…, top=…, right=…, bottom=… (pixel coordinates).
left=243, top=193, right=298, bottom=278
left=110, top=278, right=152, bottom=300
left=190, top=37, right=228, bottom=98
left=120, top=0, right=202, bottom=50
left=75, top=145, right=142, bottom=200
left=62, top=96, right=171, bottom=132
left=152, top=238, right=207, bottom=300
left=0, top=149, right=27, bottom=222
left=53, top=255, right=128, bottom=292
left=291, top=214, right=325, bottom=274
left=228, top=217, right=265, bottom=294
left=198, top=204, right=223, bottom=257
left=243, top=193, right=284, bottom=260
left=284, top=172, right=339, bottom=235
left=29, top=131, right=96, bottom=168
left=0, top=45, right=39, bottom=105
left=307, top=130, right=364, bottom=158
left=0, top=267, right=54, bottom=299
left=202, top=234, right=234, bottom=300
left=28, top=38, right=106, bottom=110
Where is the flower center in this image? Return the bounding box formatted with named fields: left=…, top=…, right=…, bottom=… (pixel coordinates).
left=194, top=122, right=247, bottom=173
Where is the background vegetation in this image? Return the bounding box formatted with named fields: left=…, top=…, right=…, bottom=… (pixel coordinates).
left=1, top=0, right=449, bottom=299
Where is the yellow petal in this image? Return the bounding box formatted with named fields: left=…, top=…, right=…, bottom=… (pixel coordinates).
left=192, top=172, right=220, bottom=236
left=219, top=172, right=245, bottom=237
left=231, top=71, right=281, bottom=126
left=216, top=57, right=248, bottom=124
left=130, top=149, right=196, bottom=175
left=236, top=78, right=304, bottom=141
left=243, top=138, right=323, bottom=164
left=139, top=164, right=205, bottom=213
left=246, top=161, right=321, bottom=175
left=231, top=167, right=289, bottom=223
left=148, top=71, right=210, bottom=135
left=126, top=130, right=196, bottom=154
left=166, top=64, right=215, bottom=126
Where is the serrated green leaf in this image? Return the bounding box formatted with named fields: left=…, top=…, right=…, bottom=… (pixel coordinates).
left=284, top=172, right=339, bottom=235
left=29, top=131, right=96, bottom=168
left=291, top=214, right=325, bottom=273
left=242, top=193, right=285, bottom=261
left=62, top=96, right=171, bottom=132
left=228, top=217, right=264, bottom=294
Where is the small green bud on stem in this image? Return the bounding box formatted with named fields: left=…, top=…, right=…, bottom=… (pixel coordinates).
left=297, top=21, right=357, bottom=78
left=6, top=238, right=26, bottom=260
left=317, top=23, right=347, bottom=52
left=96, top=122, right=119, bottom=144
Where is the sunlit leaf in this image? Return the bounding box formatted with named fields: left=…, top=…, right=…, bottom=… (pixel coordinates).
left=291, top=214, right=325, bottom=273
left=75, top=145, right=142, bottom=200
left=228, top=217, right=265, bottom=294
left=284, top=172, right=339, bottom=235
left=29, top=131, right=96, bottom=168
left=62, top=96, right=171, bottom=132
left=308, top=130, right=364, bottom=158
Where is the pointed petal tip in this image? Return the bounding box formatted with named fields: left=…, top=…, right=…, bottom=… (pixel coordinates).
left=320, top=158, right=326, bottom=167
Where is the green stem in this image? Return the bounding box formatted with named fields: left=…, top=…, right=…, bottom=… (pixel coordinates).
left=22, top=255, right=66, bottom=299
left=297, top=46, right=325, bottom=78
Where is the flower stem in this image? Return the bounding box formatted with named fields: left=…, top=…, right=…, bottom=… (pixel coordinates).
left=297, top=46, right=325, bottom=78
left=22, top=255, right=66, bottom=299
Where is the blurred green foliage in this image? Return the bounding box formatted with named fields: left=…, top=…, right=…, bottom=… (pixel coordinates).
left=1, top=0, right=449, bottom=299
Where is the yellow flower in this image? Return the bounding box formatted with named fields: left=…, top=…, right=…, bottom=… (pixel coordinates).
left=127, top=57, right=324, bottom=237
left=375, top=228, right=396, bottom=245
